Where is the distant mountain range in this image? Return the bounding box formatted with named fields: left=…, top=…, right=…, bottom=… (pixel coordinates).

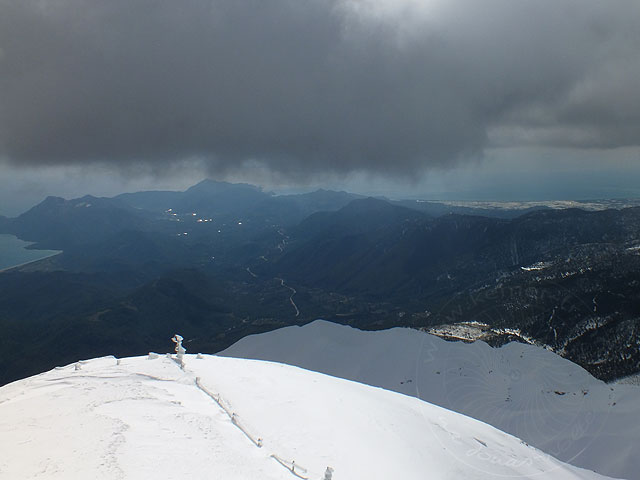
left=0, top=179, right=638, bottom=386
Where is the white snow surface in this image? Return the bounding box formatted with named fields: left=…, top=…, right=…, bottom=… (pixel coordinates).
left=0, top=353, right=615, bottom=480
left=221, top=320, right=640, bottom=480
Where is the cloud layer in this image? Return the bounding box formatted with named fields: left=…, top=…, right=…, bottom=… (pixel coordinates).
left=1, top=0, right=639, bottom=177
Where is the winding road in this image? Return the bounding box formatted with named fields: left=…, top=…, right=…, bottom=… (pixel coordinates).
left=275, top=277, right=300, bottom=317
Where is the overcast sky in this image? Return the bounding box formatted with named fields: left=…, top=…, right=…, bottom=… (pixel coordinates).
left=1, top=0, right=640, bottom=214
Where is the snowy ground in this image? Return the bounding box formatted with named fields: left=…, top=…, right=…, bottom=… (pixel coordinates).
left=221, top=320, right=640, bottom=480
left=0, top=353, right=616, bottom=479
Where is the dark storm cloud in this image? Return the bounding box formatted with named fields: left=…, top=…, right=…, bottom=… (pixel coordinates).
left=0, top=0, right=639, bottom=177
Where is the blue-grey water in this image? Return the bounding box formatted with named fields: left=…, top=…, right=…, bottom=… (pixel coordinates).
left=0, top=234, right=61, bottom=271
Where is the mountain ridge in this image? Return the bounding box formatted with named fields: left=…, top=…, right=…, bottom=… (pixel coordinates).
left=0, top=352, right=615, bottom=479
left=221, top=320, right=640, bottom=480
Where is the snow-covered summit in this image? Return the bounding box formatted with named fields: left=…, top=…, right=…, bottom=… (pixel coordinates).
left=0, top=353, right=614, bottom=479
left=221, top=320, right=640, bottom=479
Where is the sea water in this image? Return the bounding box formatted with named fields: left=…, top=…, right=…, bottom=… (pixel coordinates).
left=0, top=234, right=61, bottom=271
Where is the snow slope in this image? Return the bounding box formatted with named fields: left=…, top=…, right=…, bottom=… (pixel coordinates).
left=0, top=354, right=615, bottom=479
left=221, top=320, right=640, bottom=480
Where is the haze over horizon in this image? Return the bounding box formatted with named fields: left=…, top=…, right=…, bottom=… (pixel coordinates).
left=1, top=0, right=639, bottom=214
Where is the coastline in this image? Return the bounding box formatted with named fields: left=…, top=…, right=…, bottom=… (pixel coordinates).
left=0, top=251, right=62, bottom=273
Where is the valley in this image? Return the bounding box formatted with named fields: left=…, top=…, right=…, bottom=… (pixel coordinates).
left=0, top=180, right=639, bottom=386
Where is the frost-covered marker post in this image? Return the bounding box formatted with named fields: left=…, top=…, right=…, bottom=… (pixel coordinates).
left=172, top=334, right=186, bottom=360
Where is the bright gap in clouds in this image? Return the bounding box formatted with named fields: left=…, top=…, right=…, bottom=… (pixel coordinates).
left=0, top=0, right=639, bottom=211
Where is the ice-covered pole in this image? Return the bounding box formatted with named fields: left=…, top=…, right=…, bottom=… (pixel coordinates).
left=172, top=334, right=186, bottom=360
